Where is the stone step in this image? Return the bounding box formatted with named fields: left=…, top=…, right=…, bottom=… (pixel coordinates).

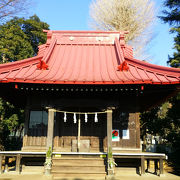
left=51, top=157, right=107, bottom=178
left=53, top=157, right=105, bottom=160
left=52, top=165, right=106, bottom=173
left=52, top=158, right=105, bottom=166
left=52, top=172, right=106, bottom=179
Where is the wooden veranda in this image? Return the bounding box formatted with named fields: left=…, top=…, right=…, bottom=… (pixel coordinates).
left=0, top=151, right=166, bottom=176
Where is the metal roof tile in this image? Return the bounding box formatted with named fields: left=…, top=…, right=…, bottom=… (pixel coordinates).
left=0, top=30, right=180, bottom=85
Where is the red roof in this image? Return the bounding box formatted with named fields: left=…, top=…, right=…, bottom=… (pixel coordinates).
left=0, top=30, right=180, bottom=85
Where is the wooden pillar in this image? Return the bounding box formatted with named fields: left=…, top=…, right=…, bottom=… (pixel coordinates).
left=44, top=109, right=54, bottom=175
left=107, top=109, right=112, bottom=153
left=146, top=159, right=150, bottom=172
left=4, top=156, right=9, bottom=172
left=154, top=159, right=158, bottom=175
left=16, top=154, right=21, bottom=174
left=141, top=156, right=145, bottom=175
left=46, top=108, right=55, bottom=151
left=77, top=118, right=81, bottom=152
left=159, top=157, right=164, bottom=176
left=107, top=108, right=114, bottom=175
left=0, top=155, right=2, bottom=174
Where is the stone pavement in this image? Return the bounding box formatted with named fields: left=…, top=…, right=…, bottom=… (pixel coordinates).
left=0, top=172, right=180, bottom=180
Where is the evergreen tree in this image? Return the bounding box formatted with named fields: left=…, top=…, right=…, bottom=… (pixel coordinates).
left=160, top=0, right=180, bottom=68
left=160, top=0, right=180, bottom=26
left=141, top=0, right=180, bottom=171
left=0, top=15, right=49, bottom=63
left=0, top=18, right=33, bottom=63
left=141, top=1, right=180, bottom=140
left=21, top=15, right=50, bottom=55
left=0, top=98, right=24, bottom=150
left=167, top=27, right=180, bottom=67
left=0, top=15, right=49, bottom=150
left=161, top=1, right=180, bottom=158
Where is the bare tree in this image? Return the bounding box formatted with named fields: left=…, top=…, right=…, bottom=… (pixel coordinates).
left=0, top=0, right=31, bottom=23
left=89, top=0, right=156, bottom=58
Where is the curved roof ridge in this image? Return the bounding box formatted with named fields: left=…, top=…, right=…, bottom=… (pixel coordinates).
left=114, top=37, right=125, bottom=64
left=43, top=30, right=128, bottom=34
left=42, top=37, right=57, bottom=63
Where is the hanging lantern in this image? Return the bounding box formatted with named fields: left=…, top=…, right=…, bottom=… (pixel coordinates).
left=85, top=113, right=88, bottom=123
left=64, top=112, right=67, bottom=122
left=95, top=113, right=98, bottom=122
left=74, top=113, right=77, bottom=123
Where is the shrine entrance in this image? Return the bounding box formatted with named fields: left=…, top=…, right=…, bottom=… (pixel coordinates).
left=53, top=109, right=107, bottom=152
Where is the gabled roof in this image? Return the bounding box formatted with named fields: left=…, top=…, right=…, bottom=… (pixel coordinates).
left=0, top=30, right=180, bottom=85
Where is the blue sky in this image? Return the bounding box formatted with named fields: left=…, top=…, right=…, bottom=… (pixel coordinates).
left=31, top=0, right=175, bottom=67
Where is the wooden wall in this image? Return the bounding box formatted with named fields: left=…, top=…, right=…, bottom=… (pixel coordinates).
left=22, top=109, right=140, bottom=152
left=112, top=113, right=140, bottom=150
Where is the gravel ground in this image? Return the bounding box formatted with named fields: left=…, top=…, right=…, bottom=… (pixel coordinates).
left=0, top=172, right=180, bottom=180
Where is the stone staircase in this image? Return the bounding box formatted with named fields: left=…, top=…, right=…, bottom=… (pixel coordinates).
left=51, top=155, right=107, bottom=179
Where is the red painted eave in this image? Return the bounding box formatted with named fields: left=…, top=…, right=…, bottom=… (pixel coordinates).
left=2, top=78, right=180, bottom=85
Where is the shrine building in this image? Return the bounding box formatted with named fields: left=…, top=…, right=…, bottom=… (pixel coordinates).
left=0, top=30, right=180, bottom=178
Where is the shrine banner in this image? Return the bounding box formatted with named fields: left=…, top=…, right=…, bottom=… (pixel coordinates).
left=112, top=129, right=119, bottom=141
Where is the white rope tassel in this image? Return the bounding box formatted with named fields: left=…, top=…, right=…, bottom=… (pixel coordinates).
left=64, top=112, right=67, bottom=122
left=74, top=113, right=77, bottom=124
left=85, top=113, right=88, bottom=123
left=95, top=113, right=98, bottom=122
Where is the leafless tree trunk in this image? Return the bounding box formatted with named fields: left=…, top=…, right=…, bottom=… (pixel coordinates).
left=89, top=0, right=156, bottom=59
left=0, top=0, right=31, bottom=23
